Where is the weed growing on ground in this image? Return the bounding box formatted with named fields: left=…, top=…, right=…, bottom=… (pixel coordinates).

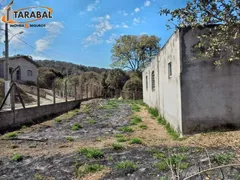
left=117, top=137, right=128, bottom=142
left=6, top=132, right=17, bottom=139
left=153, top=152, right=165, bottom=159
left=66, top=137, right=74, bottom=142
left=129, top=138, right=142, bottom=144
left=213, top=152, right=235, bottom=165
left=157, top=116, right=180, bottom=140
left=55, top=117, right=62, bottom=123
left=71, top=123, right=83, bottom=131
left=155, top=161, right=168, bottom=171
left=148, top=107, right=159, bottom=117
left=131, top=104, right=141, bottom=112
left=102, top=100, right=118, bottom=110
left=130, top=116, right=142, bottom=125
left=54, top=109, right=79, bottom=123
left=11, top=153, right=23, bottom=162
left=78, top=148, right=104, bottom=158
left=95, top=137, right=102, bottom=142
left=21, top=125, right=27, bottom=129
left=89, top=119, right=96, bottom=125
left=118, top=126, right=134, bottom=133
left=139, top=124, right=148, bottom=129
left=107, top=156, right=113, bottom=161
left=115, top=134, right=124, bottom=138
left=77, top=164, right=104, bottom=177
left=112, top=143, right=124, bottom=150
left=116, top=161, right=137, bottom=172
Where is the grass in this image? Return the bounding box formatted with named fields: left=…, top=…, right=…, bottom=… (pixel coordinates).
left=157, top=116, right=180, bottom=140
left=131, top=104, right=141, bottom=112
left=213, top=152, right=235, bottom=165
left=139, top=124, right=148, bottom=129
left=66, top=136, right=74, bottom=142
left=129, top=138, right=143, bottom=144
left=148, top=107, right=159, bottom=117
left=78, top=148, right=104, bottom=159
left=115, top=134, right=124, bottom=138
left=130, top=116, right=142, bottom=125
left=11, top=153, right=23, bottom=162
left=77, top=164, right=104, bottom=177
left=71, top=123, right=83, bottom=131
left=117, top=137, right=128, bottom=142
left=155, top=161, right=168, bottom=171
left=153, top=152, right=165, bottom=159
left=89, top=119, right=96, bottom=125
left=81, top=104, right=91, bottom=114
left=6, top=132, right=18, bottom=139
left=102, top=100, right=118, bottom=110
left=118, top=126, right=134, bottom=133
left=116, top=161, right=137, bottom=172
left=112, top=143, right=124, bottom=150
left=55, top=109, right=79, bottom=123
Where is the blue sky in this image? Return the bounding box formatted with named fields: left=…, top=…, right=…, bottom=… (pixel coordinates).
left=0, top=0, right=188, bottom=68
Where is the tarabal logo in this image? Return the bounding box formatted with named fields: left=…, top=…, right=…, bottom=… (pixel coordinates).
left=2, top=0, right=53, bottom=28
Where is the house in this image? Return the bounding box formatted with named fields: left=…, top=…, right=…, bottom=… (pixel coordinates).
left=142, top=26, right=240, bottom=135
left=0, top=55, right=39, bottom=83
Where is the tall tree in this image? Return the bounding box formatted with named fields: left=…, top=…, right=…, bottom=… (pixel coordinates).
left=111, top=35, right=160, bottom=72
left=160, top=0, right=240, bottom=65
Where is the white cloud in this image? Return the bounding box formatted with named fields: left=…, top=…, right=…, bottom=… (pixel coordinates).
left=79, top=11, right=85, bottom=16
left=35, top=1, right=40, bottom=5
left=122, top=23, right=129, bottom=28
left=118, top=10, right=128, bottom=16
left=106, top=34, right=118, bottom=44
left=133, top=17, right=141, bottom=25
left=82, top=15, right=113, bottom=47
left=31, top=54, right=48, bottom=60
left=35, top=21, right=64, bottom=52
left=144, top=0, right=151, bottom=7
left=135, top=8, right=140, bottom=13
left=87, top=0, right=100, bottom=12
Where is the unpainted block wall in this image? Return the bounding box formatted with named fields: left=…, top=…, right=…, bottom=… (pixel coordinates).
left=0, top=100, right=80, bottom=132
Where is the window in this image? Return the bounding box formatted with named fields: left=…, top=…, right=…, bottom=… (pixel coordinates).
left=27, top=70, right=33, bottom=76
left=146, top=76, right=148, bottom=90
left=168, top=62, right=172, bottom=78
left=9, top=67, right=13, bottom=74
left=152, top=71, right=155, bottom=91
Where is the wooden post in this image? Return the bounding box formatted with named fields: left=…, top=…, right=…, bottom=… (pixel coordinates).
left=65, top=80, right=67, bottom=102
left=75, top=83, right=77, bottom=100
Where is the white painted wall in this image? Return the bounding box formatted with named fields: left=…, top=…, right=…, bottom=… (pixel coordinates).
left=143, top=30, right=183, bottom=133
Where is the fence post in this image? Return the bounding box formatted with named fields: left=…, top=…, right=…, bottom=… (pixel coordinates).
left=65, top=80, right=67, bottom=102
left=37, top=78, right=40, bottom=107
left=53, top=80, right=56, bottom=104
left=75, top=83, right=77, bottom=100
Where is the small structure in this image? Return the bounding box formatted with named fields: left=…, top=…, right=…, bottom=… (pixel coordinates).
left=142, top=26, right=240, bottom=135
left=0, top=55, right=39, bottom=83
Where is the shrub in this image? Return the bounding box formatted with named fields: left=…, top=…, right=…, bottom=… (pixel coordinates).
left=66, top=137, right=74, bottom=142
left=155, top=161, right=168, bottom=171
left=89, top=119, right=96, bottom=125
left=129, top=138, right=142, bottom=144
left=78, top=148, right=104, bottom=159
left=11, top=153, right=23, bottom=162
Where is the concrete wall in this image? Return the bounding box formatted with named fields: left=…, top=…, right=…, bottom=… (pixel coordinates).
left=143, top=30, right=183, bottom=133
left=0, top=100, right=81, bottom=132
left=180, top=27, right=240, bottom=134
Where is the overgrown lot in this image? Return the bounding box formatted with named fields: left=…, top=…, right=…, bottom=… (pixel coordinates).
left=0, top=99, right=239, bottom=180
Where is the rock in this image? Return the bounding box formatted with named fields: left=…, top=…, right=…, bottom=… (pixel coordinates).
left=139, top=168, right=146, bottom=172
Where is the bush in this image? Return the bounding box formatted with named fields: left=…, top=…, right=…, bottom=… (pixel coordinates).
left=122, top=77, right=142, bottom=100
left=77, top=164, right=104, bottom=177
left=11, top=153, right=23, bottom=162
left=112, top=143, right=124, bottom=150
left=116, top=161, right=137, bottom=173
left=72, top=123, right=83, bottom=131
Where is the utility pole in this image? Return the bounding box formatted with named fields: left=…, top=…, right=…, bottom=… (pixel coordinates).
left=4, top=22, right=10, bottom=106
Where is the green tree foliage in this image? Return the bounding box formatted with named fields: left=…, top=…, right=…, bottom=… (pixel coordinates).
left=160, top=0, right=240, bottom=64
left=123, top=73, right=143, bottom=99
left=105, top=69, right=129, bottom=97
left=36, top=60, right=108, bottom=76
left=38, top=67, right=63, bottom=89
left=111, top=35, right=160, bottom=72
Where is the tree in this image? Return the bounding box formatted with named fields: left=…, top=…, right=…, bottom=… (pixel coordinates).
left=111, top=35, right=160, bottom=72
left=160, top=0, right=240, bottom=65
left=105, top=69, right=129, bottom=97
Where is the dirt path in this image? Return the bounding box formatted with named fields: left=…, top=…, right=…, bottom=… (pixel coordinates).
left=0, top=99, right=239, bottom=180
